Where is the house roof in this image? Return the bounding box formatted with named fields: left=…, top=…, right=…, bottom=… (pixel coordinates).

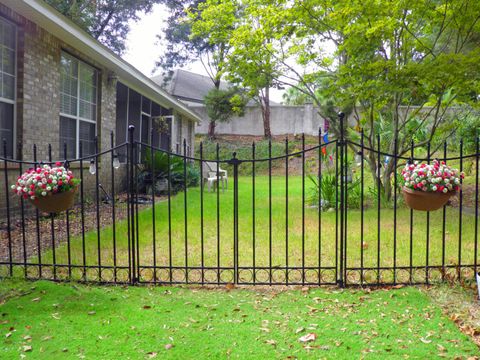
left=151, top=69, right=229, bottom=104
left=1, top=0, right=201, bottom=123
left=151, top=69, right=279, bottom=106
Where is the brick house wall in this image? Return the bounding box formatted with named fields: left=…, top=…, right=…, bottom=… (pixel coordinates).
left=0, top=3, right=197, bottom=217
left=0, top=5, right=119, bottom=215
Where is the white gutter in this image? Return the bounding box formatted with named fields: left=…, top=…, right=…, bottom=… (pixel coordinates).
left=1, top=0, right=201, bottom=123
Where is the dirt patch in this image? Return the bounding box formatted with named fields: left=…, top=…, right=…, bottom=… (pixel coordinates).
left=422, top=283, right=480, bottom=348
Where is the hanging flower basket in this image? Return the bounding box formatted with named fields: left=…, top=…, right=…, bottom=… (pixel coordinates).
left=30, top=186, right=78, bottom=213
left=401, top=160, right=463, bottom=212
left=402, top=186, right=455, bottom=211
left=12, top=162, right=80, bottom=213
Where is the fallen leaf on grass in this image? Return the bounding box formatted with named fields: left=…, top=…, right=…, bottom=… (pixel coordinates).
left=299, top=333, right=317, bottom=343
left=295, top=327, right=305, bottom=334
left=22, top=345, right=32, bottom=352
left=146, top=351, right=158, bottom=358
left=143, top=305, right=151, bottom=310
left=437, top=344, right=446, bottom=352
left=31, top=298, right=41, bottom=302
left=265, top=339, right=276, bottom=347
left=226, top=283, right=235, bottom=290
left=420, top=337, right=432, bottom=344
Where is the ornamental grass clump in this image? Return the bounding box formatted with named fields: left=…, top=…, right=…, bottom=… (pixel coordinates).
left=11, top=162, right=80, bottom=200
left=401, top=160, right=463, bottom=193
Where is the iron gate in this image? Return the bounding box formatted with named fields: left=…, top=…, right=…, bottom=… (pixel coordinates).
left=1, top=115, right=479, bottom=286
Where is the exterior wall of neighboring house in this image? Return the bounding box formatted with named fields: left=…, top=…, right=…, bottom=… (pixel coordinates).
left=193, top=103, right=327, bottom=136
left=171, top=111, right=195, bottom=157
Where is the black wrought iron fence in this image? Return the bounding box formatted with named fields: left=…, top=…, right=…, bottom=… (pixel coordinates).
left=1, top=117, right=479, bottom=287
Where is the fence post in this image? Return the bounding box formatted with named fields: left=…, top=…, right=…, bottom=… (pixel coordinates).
left=229, top=152, right=240, bottom=284
left=128, top=125, right=137, bottom=284
left=338, top=112, right=346, bottom=287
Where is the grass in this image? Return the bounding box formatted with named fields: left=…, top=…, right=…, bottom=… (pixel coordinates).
left=33, top=174, right=479, bottom=284
left=0, top=279, right=478, bottom=359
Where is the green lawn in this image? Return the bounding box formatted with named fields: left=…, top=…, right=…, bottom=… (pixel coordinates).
left=0, top=279, right=478, bottom=359
left=32, top=175, right=479, bottom=284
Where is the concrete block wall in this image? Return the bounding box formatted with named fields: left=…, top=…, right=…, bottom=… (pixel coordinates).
left=193, top=103, right=327, bottom=137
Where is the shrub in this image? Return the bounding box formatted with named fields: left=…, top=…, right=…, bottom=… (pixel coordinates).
left=308, top=173, right=362, bottom=210
left=138, top=150, right=199, bottom=194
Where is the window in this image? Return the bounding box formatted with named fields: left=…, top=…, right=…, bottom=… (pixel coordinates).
left=59, top=52, right=98, bottom=158
left=0, top=17, right=16, bottom=158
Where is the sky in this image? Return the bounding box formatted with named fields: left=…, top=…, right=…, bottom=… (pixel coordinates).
left=122, top=4, right=285, bottom=102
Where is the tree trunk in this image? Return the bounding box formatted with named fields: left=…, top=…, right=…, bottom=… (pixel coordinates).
left=262, top=87, right=271, bottom=138
left=208, top=120, right=216, bottom=139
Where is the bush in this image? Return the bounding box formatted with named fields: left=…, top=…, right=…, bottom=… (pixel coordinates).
left=308, top=173, right=362, bottom=210
left=138, top=150, right=199, bottom=194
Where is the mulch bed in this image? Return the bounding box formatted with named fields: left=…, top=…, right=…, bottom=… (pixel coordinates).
left=0, top=193, right=163, bottom=263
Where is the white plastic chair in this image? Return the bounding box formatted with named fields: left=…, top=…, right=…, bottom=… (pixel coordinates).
left=203, top=162, right=227, bottom=192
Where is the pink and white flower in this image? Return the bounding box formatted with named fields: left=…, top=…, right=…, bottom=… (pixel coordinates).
left=11, top=162, right=78, bottom=200
left=402, top=160, right=464, bottom=193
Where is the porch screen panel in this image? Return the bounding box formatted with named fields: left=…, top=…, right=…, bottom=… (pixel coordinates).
left=115, top=82, right=128, bottom=160
left=127, top=89, right=141, bottom=142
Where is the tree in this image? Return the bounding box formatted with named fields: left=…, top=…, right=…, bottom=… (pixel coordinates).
left=155, top=1, right=209, bottom=84
left=45, top=0, right=160, bottom=54
left=156, top=0, right=236, bottom=137
left=282, top=86, right=309, bottom=105
left=156, top=0, right=232, bottom=91
left=236, top=0, right=480, bottom=199
left=188, top=0, right=282, bottom=138
left=204, top=87, right=247, bottom=138
left=222, top=0, right=281, bottom=138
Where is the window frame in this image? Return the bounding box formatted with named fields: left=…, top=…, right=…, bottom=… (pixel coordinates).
left=0, top=16, right=17, bottom=159
left=59, top=51, right=98, bottom=158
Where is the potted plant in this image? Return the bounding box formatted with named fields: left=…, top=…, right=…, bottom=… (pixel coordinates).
left=401, top=160, right=463, bottom=211
left=11, top=162, right=80, bottom=213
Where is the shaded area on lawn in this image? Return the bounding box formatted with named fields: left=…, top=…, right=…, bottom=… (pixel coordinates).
left=0, top=280, right=478, bottom=359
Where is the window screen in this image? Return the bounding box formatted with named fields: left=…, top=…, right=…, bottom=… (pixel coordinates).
left=79, top=121, right=96, bottom=156
left=59, top=116, right=76, bottom=159
left=59, top=52, right=97, bottom=158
